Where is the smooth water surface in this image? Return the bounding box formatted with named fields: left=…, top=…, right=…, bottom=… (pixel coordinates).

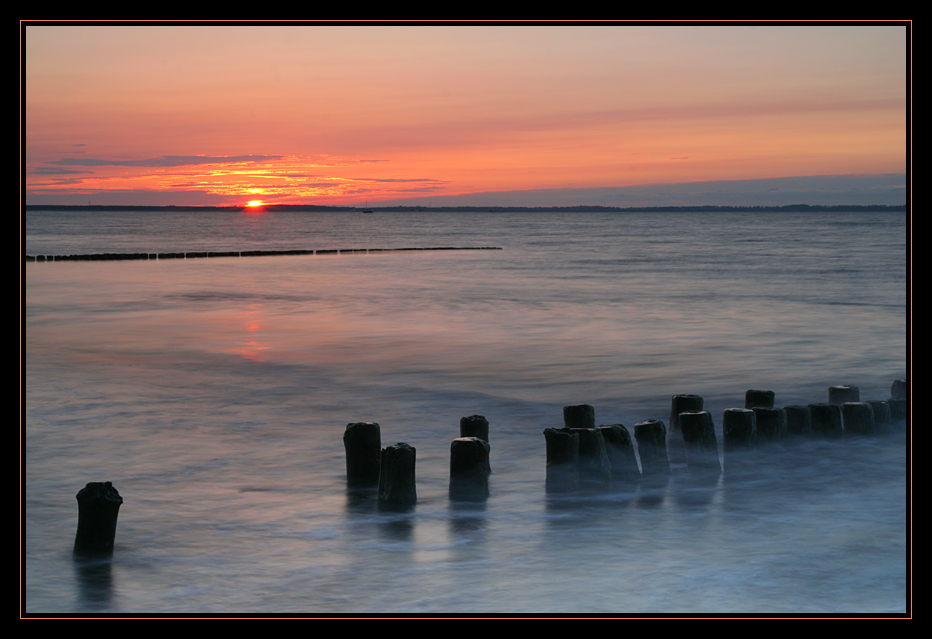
left=24, top=209, right=909, bottom=614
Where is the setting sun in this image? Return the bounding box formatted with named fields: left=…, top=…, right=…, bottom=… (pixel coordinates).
left=246, top=200, right=265, bottom=208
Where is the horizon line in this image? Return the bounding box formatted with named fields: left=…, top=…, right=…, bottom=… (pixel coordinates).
left=25, top=203, right=907, bottom=212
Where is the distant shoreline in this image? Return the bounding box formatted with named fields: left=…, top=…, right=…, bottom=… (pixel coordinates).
left=25, top=204, right=906, bottom=213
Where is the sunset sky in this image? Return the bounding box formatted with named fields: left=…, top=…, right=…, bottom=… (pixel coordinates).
left=24, top=23, right=908, bottom=207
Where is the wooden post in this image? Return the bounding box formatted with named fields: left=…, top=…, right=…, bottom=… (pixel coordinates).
left=723, top=408, right=756, bottom=449
left=460, top=414, right=491, bottom=473
left=809, top=403, right=843, bottom=439
left=378, top=443, right=417, bottom=507
left=633, top=419, right=671, bottom=477
left=891, top=379, right=907, bottom=400
left=670, top=395, right=703, bottom=433
left=745, top=389, right=775, bottom=409
left=563, top=404, right=595, bottom=430
left=571, top=428, right=612, bottom=487
left=841, top=402, right=876, bottom=436
left=598, top=424, right=640, bottom=484
left=722, top=408, right=756, bottom=476
left=73, top=482, right=123, bottom=557
left=449, top=437, right=491, bottom=502
left=343, top=422, right=381, bottom=489
left=751, top=407, right=787, bottom=441
left=868, top=400, right=892, bottom=432
left=783, top=405, right=812, bottom=437
left=459, top=415, right=489, bottom=441
left=543, top=427, right=580, bottom=493
left=887, top=398, right=907, bottom=424
left=829, top=385, right=859, bottom=405
left=679, top=411, right=721, bottom=474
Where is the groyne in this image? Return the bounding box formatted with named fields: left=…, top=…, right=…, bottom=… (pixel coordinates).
left=25, top=246, right=502, bottom=262
left=72, top=379, right=908, bottom=556
left=347, top=379, right=909, bottom=501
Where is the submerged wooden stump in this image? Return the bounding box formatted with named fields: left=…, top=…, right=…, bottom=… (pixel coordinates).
left=449, top=437, right=491, bottom=501
left=543, top=427, right=580, bottom=493
left=73, top=482, right=123, bottom=557
left=343, top=422, right=381, bottom=489
left=378, top=443, right=417, bottom=507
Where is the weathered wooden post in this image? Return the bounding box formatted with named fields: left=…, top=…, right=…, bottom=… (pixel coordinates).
left=679, top=411, right=721, bottom=474
left=670, top=395, right=703, bottom=433
left=460, top=415, right=491, bottom=473
left=598, top=424, right=640, bottom=484
left=543, top=427, right=579, bottom=493
left=868, top=400, right=892, bottom=432
left=343, top=422, right=381, bottom=489
left=378, top=443, right=417, bottom=508
left=887, top=397, right=907, bottom=424
left=722, top=408, right=756, bottom=476
left=460, top=415, right=489, bottom=441
left=891, top=379, right=907, bottom=400
left=841, top=402, right=876, bottom=436
left=668, top=395, right=701, bottom=471
left=829, top=385, right=860, bottom=405
left=809, top=403, right=843, bottom=438
left=745, top=389, right=775, bottom=409
left=889, top=380, right=908, bottom=427
left=634, top=419, right=671, bottom=477
left=783, top=405, right=812, bottom=437
left=449, top=437, right=491, bottom=501
left=572, top=427, right=612, bottom=487
left=723, top=408, right=756, bottom=450
left=563, top=404, right=595, bottom=430
left=752, top=407, right=787, bottom=441
left=73, top=482, right=123, bottom=557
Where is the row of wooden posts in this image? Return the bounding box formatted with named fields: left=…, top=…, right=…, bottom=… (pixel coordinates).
left=72, top=380, right=907, bottom=556
left=26, top=246, right=502, bottom=262
left=345, top=379, right=908, bottom=507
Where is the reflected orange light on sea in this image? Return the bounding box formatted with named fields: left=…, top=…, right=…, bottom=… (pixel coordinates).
left=233, top=305, right=270, bottom=362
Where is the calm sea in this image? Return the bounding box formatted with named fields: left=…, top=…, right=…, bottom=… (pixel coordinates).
left=24, top=208, right=909, bottom=615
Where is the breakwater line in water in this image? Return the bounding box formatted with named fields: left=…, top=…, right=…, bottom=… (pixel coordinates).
left=71, top=380, right=908, bottom=559
left=343, top=381, right=909, bottom=507
left=24, top=246, right=503, bottom=262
